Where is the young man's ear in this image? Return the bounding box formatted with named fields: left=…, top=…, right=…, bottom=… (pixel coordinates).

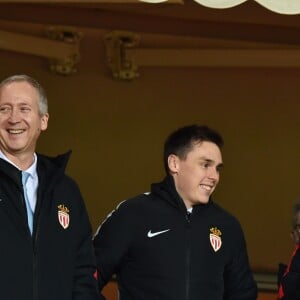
left=168, top=154, right=180, bottom=174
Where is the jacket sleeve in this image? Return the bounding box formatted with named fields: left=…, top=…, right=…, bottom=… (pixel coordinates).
left=93, top=200, right=134, bottom=298
left=71, top=184, right=101, bottom=300
left=223, top=223, right=258, bottom=300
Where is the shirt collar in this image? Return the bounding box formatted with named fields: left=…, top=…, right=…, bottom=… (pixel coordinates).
left=0, top=150, right=38, bottom=179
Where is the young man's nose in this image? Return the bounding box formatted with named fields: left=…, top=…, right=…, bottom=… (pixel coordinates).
left=208, top=167, right=219, bottom=180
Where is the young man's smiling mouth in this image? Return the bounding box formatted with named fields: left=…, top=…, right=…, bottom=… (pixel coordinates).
left=200, top=184, right=214, bottom=192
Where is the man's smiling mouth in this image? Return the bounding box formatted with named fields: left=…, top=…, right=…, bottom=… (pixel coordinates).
left=200, top=184, right=213, bottom=191
left=7, top=129, right=25, bottom=134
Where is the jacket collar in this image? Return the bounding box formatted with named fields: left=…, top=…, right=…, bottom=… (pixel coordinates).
left=151, top=175, right=188, bottom=213
left=0, top=150, right=72, bottom=190
left=0, top=158, right=22, bottom=189
left=151, top=175, right=213, bottom=214
left=36, top=150, right=72, bottom=191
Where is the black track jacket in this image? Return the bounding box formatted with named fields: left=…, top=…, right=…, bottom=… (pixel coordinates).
left=94, top=176, right=257, bottom=300
left=0, top=152, right=99, bottom=300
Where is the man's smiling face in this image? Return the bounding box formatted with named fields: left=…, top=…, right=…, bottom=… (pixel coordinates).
left=169, top=141, right=223, bottom=209
left=0, top=81, right=48, bottom=160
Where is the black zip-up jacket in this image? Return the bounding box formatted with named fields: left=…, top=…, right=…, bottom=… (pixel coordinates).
left=0, top=152, right=99, bottom=300
left=94, top=176, right=257, bottom=300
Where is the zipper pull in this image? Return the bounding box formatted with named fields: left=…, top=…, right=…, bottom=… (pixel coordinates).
left=186, top=211, right=192, bottom=223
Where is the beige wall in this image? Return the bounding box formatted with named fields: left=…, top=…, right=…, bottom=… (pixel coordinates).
left=0, top=20, right=299, bottom=272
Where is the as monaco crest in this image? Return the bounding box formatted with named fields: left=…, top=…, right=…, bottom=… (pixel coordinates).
left=58, top=204, right=70, bottom=229
left=209, top=227, right=222, bottom=252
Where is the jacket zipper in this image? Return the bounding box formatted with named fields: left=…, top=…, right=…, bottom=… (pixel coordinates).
left=32, top=194, right=42, bottom=300
left=20, top=182, right=39, bottom=300
left=20, top=186, right=37, bottom=300
left=185, top=212, right=192, bottom=300
left=32, top=242, right=38, bottom=300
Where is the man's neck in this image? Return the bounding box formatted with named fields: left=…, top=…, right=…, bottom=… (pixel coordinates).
left=0, top=150, right=35, bottom=171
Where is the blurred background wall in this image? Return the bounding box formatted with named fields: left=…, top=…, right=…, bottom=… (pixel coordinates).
left=1, top=2, right=300, bottom=274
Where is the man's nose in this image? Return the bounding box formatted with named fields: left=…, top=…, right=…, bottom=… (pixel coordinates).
left=8, top=109, right=21, bottom=122
left=208, top=167, right=219, bottom=181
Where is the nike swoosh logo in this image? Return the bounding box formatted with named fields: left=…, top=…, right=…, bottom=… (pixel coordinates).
left=147, top=229, right=170, bottom=238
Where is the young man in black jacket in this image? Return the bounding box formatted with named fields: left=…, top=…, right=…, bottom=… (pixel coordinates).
left=0, top=74, right=99, bottom=300
left=278, top=201, right=300, bottom=299
left=94, top=124, right=257, bottom=300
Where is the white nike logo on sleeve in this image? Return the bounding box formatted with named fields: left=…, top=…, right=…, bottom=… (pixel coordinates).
left=147, top=229, right=170, bottom=238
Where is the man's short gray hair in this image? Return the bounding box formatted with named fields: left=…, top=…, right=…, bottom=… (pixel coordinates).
left=0, top=74, right=48, bottom=116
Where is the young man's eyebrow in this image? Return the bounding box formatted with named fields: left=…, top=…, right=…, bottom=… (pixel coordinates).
left=199, top=157, right=224, bottom=168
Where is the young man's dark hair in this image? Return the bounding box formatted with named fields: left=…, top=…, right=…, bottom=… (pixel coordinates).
left=163, top=124, right=224, bottom=173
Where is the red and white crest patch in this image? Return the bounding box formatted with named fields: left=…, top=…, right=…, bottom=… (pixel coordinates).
left=209, top=227, right=222, bottom=252
left=58, top=204, right=70, bottom=229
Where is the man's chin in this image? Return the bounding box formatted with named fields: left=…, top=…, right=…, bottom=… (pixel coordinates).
left=197, top=198, right=210, bottom=205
